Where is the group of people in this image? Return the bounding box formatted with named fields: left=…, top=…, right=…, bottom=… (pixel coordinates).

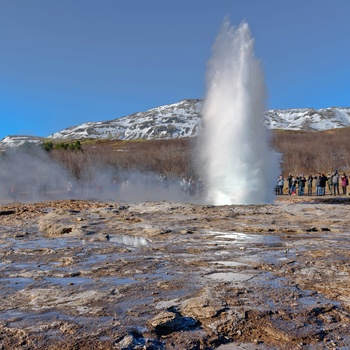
left=276, top=170, right=349, bottom=196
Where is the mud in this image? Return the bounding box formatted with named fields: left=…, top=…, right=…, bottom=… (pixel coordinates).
left=0, top=197, right=350, bottom=349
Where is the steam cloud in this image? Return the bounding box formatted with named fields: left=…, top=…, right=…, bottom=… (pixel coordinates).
left=198, top=19, right=281, bottom=205
left=0, top=145, right=199, bottom=203
left=0, top=146, right=70, bottom=202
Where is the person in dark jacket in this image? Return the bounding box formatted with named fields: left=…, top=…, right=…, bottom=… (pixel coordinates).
left=290, top=176, right=297, bottom=195
left=320, top=173, right=327, bottom=196
left=287, top=173, right=293, bottom=195
left=297, top=174, right=306, bottom=196
left=307, top=174, right=313, bottom=196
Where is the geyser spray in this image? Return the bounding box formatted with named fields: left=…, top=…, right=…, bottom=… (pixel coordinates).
left=198, top=19, right=280, bottom=205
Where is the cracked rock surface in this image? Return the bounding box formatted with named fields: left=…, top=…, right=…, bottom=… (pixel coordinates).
left=0, top=197, right=349, bottom=349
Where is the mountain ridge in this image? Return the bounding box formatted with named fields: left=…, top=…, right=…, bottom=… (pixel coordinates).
left=1, top=99, right=350, bottom=149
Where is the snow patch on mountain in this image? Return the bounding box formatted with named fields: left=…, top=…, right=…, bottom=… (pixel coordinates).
left=0, top=135, right=44, bottom=149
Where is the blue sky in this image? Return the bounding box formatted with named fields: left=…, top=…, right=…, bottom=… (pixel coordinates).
left=1, top=0, right=350, bottom=139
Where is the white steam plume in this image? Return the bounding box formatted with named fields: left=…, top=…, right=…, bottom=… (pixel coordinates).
left=198, top=19, right=280, bottom=205
left=0, top=146, right=202, bottom=204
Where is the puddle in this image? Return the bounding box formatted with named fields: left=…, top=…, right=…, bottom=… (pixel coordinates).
left=45, top=276, right=93, bottom=286
left=3, top=262, right=54, bottom=271
left=248, top=250, right=296, bottom=265
left=0, top=309, right=113, bottom=331
left=1, top=277, right=35, bottom=289
left=207, top=272, right=254, bottom=282
left=96, top=276, right=136, bottom=286
left=214, top=231, right=281, bottom=245
left=214, top=261, right=249, bottom=267
left=4, top=237, right=83, bottom=250
left=109, top=235, right=150, bottom=247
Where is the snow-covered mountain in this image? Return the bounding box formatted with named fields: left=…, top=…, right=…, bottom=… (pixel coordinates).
left=48, top=99, right=203, bottom=141
left=1, top=99, right=350, bottom=149
left=265, top=107, right=350, bottom=131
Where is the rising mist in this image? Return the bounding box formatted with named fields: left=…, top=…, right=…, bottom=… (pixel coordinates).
left=0, top=143, right=200, bottom=203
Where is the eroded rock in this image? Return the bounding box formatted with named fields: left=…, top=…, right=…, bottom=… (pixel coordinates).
left=148, top=309, right=198, bottom=335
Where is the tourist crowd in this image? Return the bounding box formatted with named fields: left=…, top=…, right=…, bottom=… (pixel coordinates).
left=276, top=170, right=349, bottom=196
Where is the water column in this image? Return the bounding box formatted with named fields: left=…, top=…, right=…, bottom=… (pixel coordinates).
left=198, top=19, right=280, bottom=205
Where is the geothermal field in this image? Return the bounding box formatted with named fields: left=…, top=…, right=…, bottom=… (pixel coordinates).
left=0, top=196, right=350, bottom=349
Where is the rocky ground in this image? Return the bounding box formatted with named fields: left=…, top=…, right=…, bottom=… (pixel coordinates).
left=0, top=195, right=350, bottom=349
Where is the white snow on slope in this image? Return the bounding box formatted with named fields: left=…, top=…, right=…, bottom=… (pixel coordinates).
left=265, top=107, right=350, bottom=130
left=0, top=135, right=44, bottom=148
left=48, top=99, right=202, bottom=140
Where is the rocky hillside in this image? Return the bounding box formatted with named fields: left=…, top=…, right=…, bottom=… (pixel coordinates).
left=49, top=99, right=203, bottom=141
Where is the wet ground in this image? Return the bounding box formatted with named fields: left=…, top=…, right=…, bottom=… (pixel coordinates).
left=0, top=196, right=350, bottom=349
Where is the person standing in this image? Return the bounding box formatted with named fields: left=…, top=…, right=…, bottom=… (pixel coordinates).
left=277, top=175, right=284, bottom=195
left=333, top=171, right=340, bottom=195
left=290, top=176, right=297, bottom=195
left=287, top=173, right=293, bottom=195
left=314, top=174, right=322, bottom=196
left=307, top=174, right=313, bottom=196
left=320, top=173, right=327, bottom=196
left=327, top=173, right=333, bottom=196
left=341, top=173, right=348, bottom=195
left=297, top=174, right=306, bottom=196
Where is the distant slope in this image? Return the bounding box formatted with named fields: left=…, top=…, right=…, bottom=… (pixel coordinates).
left=1, top=99, right=350, bottom=149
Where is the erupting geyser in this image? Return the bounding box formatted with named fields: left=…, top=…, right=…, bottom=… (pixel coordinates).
left=198, top=19, right=280, bottom=205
